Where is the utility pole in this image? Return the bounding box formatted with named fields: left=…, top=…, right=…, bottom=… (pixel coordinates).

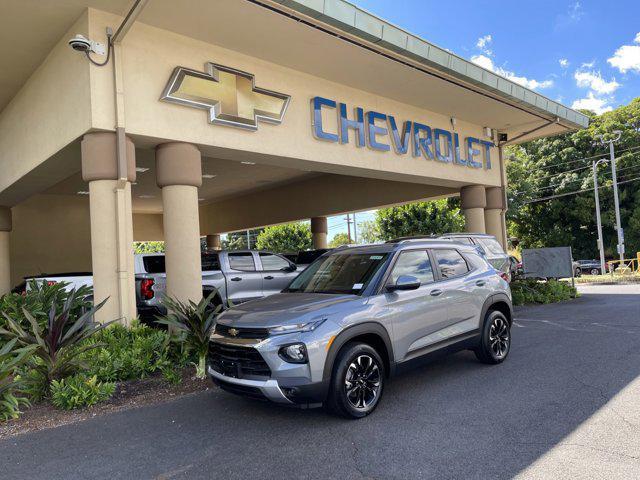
left=246, top=229, right=251, bottom=249
left=353, top=212, right=358, bottom=244
left=345, top=214, right=352, bottom=243
left=597, top=130, right=624, bottom=266
left=592, top=159, right=608, bottom=274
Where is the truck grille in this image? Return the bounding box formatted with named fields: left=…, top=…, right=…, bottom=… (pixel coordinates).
left=209, top=342, right=271, bottom=379
left=215, top=324, right=270, bottom=340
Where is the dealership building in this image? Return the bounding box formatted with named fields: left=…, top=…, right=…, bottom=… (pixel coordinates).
left=0, top=0, right=588, bottom=321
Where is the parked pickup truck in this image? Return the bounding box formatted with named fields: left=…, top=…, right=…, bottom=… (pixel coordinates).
left=136, top=250, right=299, bottom=321
left=21, top=250, right=299, bottom=322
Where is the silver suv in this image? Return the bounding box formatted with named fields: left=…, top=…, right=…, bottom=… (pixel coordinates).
left=208, top=239, right=512, bottom=418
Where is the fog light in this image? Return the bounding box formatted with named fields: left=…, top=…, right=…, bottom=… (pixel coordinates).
left=279, top=343, right=308, bottom=363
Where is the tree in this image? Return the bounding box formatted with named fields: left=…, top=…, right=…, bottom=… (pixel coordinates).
left=375, top=198, right=465, bottom=240
left=255, top=223, right=312, bottom=253
left=358, top=220, right=382, bottom=244
left=134, top=241, right=165, bottom=254
left=222, top=229, right=264, bottom=250
left=506, top=97, right=640, bottom=259
left=329, top=232, right=352, bottom=247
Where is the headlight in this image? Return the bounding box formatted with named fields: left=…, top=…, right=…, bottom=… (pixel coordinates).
left=279, top=343, right=308, bottom=363
left=268, top=319, right=326, bottom=335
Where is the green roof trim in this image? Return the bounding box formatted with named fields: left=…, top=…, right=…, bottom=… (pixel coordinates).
left=274, top=0, right=589, bottom=129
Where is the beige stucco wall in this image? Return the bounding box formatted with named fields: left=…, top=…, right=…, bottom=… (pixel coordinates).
left=133, top=213, right=164, bottom=241
left=10, top=194, right=92, bottom=286
left=87, top=9, right=501, bottom=189
left=0, top=12, right=92, bottom=196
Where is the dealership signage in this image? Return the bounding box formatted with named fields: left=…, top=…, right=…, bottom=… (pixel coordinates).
left=311, top=96, right=494, bottom=169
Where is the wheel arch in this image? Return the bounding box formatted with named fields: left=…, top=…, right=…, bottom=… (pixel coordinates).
left=322, top=322, right=395, bottom=381
left=482, top=293, right=513, bottom=326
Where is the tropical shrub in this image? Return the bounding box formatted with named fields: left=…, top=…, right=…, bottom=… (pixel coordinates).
left=157, top=292, right=220, bottom=379
left=0, top=338, right=36, bottom=421
left=0, top=288, right=113, bottom=396
left=510, top=279, right=578, bottom=306
left=50, top=374, right=115, bottom=410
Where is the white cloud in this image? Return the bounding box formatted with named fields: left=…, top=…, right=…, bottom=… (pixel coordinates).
left=581, top=60, right=596, bottom=69
left=607, top=32, right=640, bottom=73
left=574, top=70, right=620, bottom=95
left=559, top=58, right=569, bottom=68
left=470, top=54, right=554, bottom=90
left=568, top=1, right=584, bottom=21
left=571, top=92, right=612, bottom=114
left=476, top=35, right=493, bottom=55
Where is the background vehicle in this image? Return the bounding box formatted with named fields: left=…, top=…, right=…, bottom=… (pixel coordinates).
left=576, top=259, right=602, bottom=275
left=136, top=250, right=298, bottom=321
left=209, top=239, right=512, bottom=418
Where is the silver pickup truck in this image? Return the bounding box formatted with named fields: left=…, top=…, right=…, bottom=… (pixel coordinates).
left=135, top=250, right=300, bottom=321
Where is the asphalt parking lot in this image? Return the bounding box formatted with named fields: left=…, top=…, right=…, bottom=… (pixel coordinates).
left=1, top=284, right=639, bottom=480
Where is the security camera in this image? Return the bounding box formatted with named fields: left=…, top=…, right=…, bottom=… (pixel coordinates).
left=68, top=34, right=92, bottom=52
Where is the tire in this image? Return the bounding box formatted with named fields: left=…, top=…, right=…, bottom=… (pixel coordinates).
left=326, top=342, right=385, bottom=419
left=574, top=268, right=582, bottom=277
left=590, top=268, right=600, bottom=276
left=475, top=310, right=511, bottom=365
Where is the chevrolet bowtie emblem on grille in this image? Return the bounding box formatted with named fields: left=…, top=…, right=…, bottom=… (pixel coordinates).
left=160, top=63, right=291, bottom=131
left=228, top=328, right=239, bottom=337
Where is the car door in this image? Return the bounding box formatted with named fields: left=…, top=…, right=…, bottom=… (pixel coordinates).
left=257, top=252, right=298, bottom=296
left=431, top=248, right=485, bottom=334
left=224, top=252, right=264, bottom=304
left=378, top=249, right=449, bottom=361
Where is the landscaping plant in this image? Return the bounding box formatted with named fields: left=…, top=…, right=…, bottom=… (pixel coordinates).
left=0, top=288, right=113, bottom=396
left=50, top=374, right=115, bottom=410
left=510, top=279, right=578, bottom=306
left=156, top=292, right=221, bottom=379
left=0, top=338, right=36, bottom=421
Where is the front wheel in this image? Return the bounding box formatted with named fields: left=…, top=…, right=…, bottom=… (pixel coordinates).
left=590, top=268, right=600, bottom=275
left=574, top=268, right=582, bottom=277
left=326, top=343, right=385, bottom=419
left=475, top=310, right=511, bottom=364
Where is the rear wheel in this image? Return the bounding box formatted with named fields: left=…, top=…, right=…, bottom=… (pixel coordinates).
left=326, top=343, right=385, bottom=419
left=475, top=310, right=511, bottom=364
left=574, top=268, right=582, bottom=277
left=590, top=268, right=600, bottom=275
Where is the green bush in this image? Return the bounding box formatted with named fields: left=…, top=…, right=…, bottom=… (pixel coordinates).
left=50, top=374, right=115, bottom=410
left=510, top=279, right=577, bottom=306
left=0, top=338, right=36, bottom=421
left=81, top=321, right=189, bottom=382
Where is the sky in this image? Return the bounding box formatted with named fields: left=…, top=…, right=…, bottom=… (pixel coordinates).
left=321, top=0, right=640, bottom=242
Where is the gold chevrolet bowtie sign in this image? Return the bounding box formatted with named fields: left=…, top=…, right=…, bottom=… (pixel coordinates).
left=161, top=63, right=291, bottom=131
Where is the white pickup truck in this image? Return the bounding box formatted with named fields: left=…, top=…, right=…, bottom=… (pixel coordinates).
left=21, top=250, right=300, bottom=323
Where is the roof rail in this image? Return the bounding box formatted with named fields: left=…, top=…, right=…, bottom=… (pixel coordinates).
left=385, top=235, right=439, bottom=244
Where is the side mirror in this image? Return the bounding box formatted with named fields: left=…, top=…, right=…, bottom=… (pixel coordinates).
left=386, top=275, right=421, bottom=292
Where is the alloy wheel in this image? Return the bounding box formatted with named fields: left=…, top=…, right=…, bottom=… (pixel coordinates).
left=590, top=268, right=599, bottom=275
left=344, top=354, right=381, bottom=410
left=488, top=317, right=510, bottom=359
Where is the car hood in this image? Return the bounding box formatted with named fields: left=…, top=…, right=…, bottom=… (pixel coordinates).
left=217, top=293, right=362, bottom=328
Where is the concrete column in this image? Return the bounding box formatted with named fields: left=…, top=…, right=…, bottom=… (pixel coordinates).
left=485, top=187, right=507, bottom=248
left=81, top=132, right=137, bottom=324
left=0, top=207, right=11, bottom=296
left=310, top=217, right=328, bottom=249
left=206, top=234, right=221, bottom=250
left=157, top=143, right=203, bottom=304
left=460, top=185, right=487, bottom=234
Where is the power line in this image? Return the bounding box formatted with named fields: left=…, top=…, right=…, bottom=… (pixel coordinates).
left=526, top=144, right=640, bottom=172
left=521, top=175, right=640, bottom=204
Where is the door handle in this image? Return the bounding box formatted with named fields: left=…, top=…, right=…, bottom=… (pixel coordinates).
left=475, top=280, right=486, bottom=286
left=264, top=276, right=274, bottom=280
left=231, top=277, right=242, bottom=282
left=430, top=289, right=443, bottom=297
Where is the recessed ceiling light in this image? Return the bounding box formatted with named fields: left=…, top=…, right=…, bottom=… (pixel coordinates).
left=138, top=194, right=155, bottom=199
left=131, top=182, right=138, bottom=186
left=198, top=198, right=205, bottom=201
left=136, top=167, right=150, bottom=173
left=241, top=161, right=256, bottom=165
left=202, top=174, right=217, bottom=179
left=77, top=191, right=90, bottom=195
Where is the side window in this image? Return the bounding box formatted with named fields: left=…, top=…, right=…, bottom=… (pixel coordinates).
left=259, top=253, right=290, bottom=271
left=201, top=253, right=221, bottom=271
left=433, top=249, right=470, bottom=279
left=476, top=237, right=505, bottom=255
left=228, top=252, right=256, bottom=271
left=389, top=250, right=434, bottom=285
left=455, top=237, right=475, bottom=245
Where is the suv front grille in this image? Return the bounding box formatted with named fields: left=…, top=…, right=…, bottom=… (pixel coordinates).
left=215, top=324, right=270, bottom=340
left=209, top=341, right=271, bottom=379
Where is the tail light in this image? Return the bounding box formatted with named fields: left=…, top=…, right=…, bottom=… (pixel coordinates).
left=46, top=280, right=57, bottom=286
left=499, top=271, right=510, bottom=282
left=140, top=278, right=155, bottom=300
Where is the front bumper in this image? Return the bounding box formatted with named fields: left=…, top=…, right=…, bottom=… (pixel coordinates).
left=209, top=366, right=293, bottom=403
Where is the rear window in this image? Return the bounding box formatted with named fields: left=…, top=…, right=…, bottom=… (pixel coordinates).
left=476, top=237, right=505, bottom=256
left=202, top=254, right=221, bottom=271
left=432, top=249, right=470, bottom=279
left=143, top=256, right=165, bottom=274
left=228, top=252, right=256, bottom=271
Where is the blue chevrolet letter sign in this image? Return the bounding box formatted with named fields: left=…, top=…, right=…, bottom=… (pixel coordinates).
left=311, top=96, right=494, bottom=170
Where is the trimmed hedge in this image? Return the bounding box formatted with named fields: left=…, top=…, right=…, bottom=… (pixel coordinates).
left=511, top=279, right=578, bottom=306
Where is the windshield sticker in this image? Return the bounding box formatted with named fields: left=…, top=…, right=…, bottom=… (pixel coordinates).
left=370, top=255, right=383, bottom=260
left=352, top=283, right=364, bottom=290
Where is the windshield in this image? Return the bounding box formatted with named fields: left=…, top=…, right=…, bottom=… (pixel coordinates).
left=285, top=252, right=389, bottom=295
